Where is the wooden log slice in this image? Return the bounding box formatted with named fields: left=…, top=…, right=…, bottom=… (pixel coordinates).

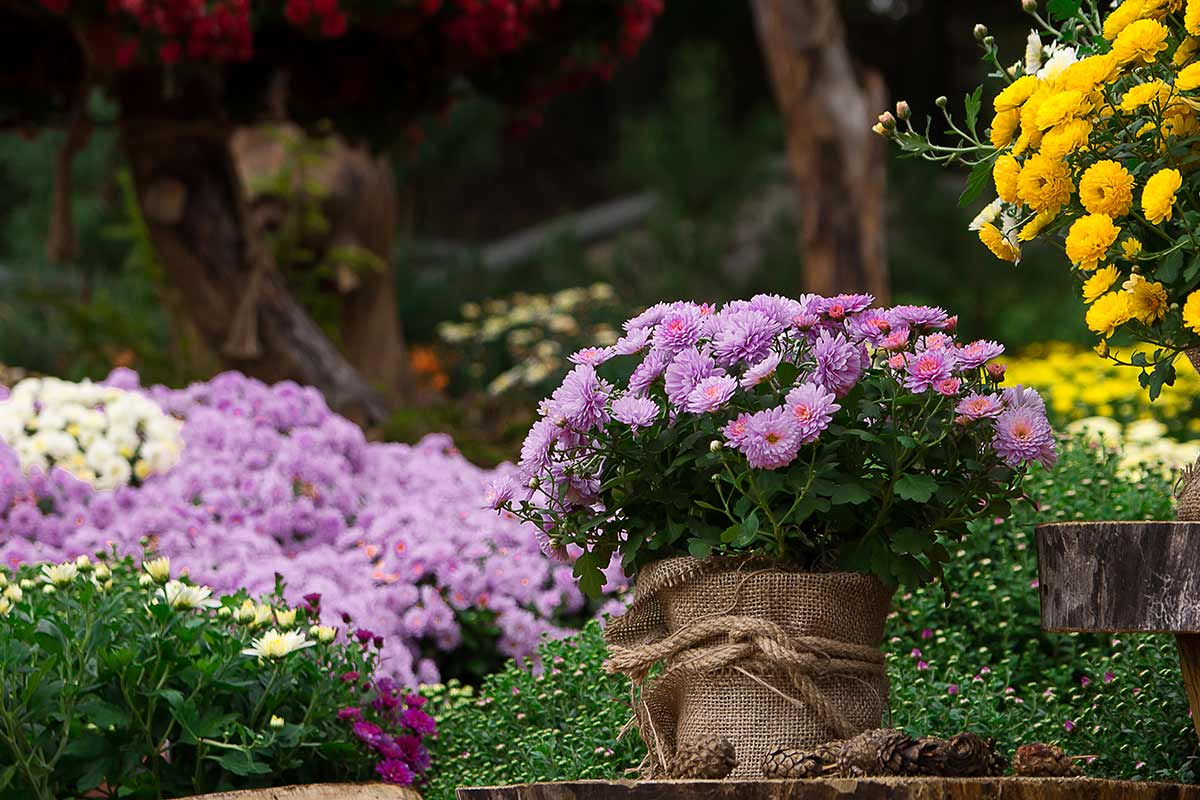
left=189, top=784, right=420, bottom=800
left=456, top=778, right=1200, bottom=800
left=1036, top=521, right=1200, bottom=633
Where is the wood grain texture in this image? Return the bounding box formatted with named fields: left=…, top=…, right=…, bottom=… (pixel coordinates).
left=1176, top=634, right=1200, bottom=741
left=1036, top=522, right=1200, bottom=633
left=455, top=778, right=1200, bottom=800
left=189, top=783, right=420, bottom=800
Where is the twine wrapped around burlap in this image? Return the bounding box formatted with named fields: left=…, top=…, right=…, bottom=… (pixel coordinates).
left=603, top=556, right=893, bottom=779
left=1177, top=349, right=1200, bottom=521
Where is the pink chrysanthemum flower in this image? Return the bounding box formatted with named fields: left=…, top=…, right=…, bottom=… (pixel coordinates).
left=740, top=351, right=782, bottom=388
left=569, top=346, right=616, bottom=366
left=613, top=327, right=651, bottom=355
left=664, top=348, right=721, bottom=410
left=686, top=375, right=738, bottom=414
left=903, top=349, right=956, bottom=393
left=711, top=310, right=781, bottom=366
left=737, top=407, right=802, bottom=469
left=956, top=339, right=1005, bottom=370
left=818, top=293, right=874, bottom=321
left=612, top=395, right=660, bottom=430
left=993, top=406, right=1057, bottom=469
left=935, top=377, right=962, bottom=397
left=921, top=333, right=955, bottom=351
left=549, top=364, right=611, bottom=430
left=651, top=305, right=704, bottom=353
left=812, top=330, right=867, bottom=397
left=784, top=382, right=840, bottom=444
left=627, top=350, right=669, bottom=397
left=484, top=476, right=518, bottom=510
left=955, top=392, right=1002, bottom=421
left=722, top=412, right=753, bottom=447
left=848, top=309, right=894, bottom=345
left=623, top=301, right=672, bottom=332
left=891, top=304, right=950, bottom=329
left=879, top=325, right=911, bottom=351
left=887, top=353, right=907, bottom=370
left=1002, top=385, right=1047, bottom=413
left=748, top=293, right=805, bottom=327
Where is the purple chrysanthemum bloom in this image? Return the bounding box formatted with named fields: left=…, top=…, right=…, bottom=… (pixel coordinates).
left=722, top=413, right=753, bottom=447
left=891, top=304, right=950, bottom=329
left=651, top=305, right=704, bottom=353
left=847, top=309, right=894, bottom=345
left=747, top=294, right=805, bottom=327
left=376, top=759, right=415, bottom=786
left=904, top=349, right=957, bottom=393
left=569, top=346, right=616, bottom=366
left=737, top=407, right=801, bottom=470
left=401, top=707, right=437, bottom=736
left=612, top=395, right=661, bottom=430
left=518, top=417, right=561, bottom=477
left=484, top=476, right=518, bottom=510
left=1002, top=385, right=1047, bottom=413
left=879, top=325, right=911, bottom=351
left=818, top=293, right=874, bottom=321
left=337, top=707, right=362, bottom=721
left=627, top=350, right=669, bottom=397
left=740, top=351, right=782, bottom=388
left=613, top=327, right=651, bottom=356
left=957, top=340, right=1005, bottom=370
left=993, top=406, right=1057, bottom=469
left=663, top=348, right=721, bottom=410
left=353, top=720, right=386, bottom=747
left=710, top=309, right=781, bottom=367
left=623, top=302, right=672, bottom=332
left=784, top=383, right=840, bottom=444
left=956, top=392, right=1002, bottom=421
left=686, top=375, right=738, bottom=414
left=549, top=365, right=611, bottom=430
left=920, top=333, right=955, bottom=351
left=811, top=330, right=867, bottom=397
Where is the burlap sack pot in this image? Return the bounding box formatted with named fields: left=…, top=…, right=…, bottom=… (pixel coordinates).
left=604, top=556, right=893, bottom=779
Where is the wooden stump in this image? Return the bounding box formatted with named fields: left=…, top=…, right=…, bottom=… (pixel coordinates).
left=455, top=778, right=1200, bottom=799
left=1037, top=521, right=1200, bottom=739
left=189, top=783, right=420, bottom=799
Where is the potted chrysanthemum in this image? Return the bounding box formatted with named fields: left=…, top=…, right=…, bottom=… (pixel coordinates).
left=491, top=294, right=1054, bottom=778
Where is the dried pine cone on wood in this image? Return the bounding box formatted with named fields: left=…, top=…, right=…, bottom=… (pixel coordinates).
left=763, top=741, right=842, bottom=779
left=669, top=736, right=738, bottom=779
left=1012, top=742, right=1084, bottom=778
left=761, top=729, right=1004, bottom=779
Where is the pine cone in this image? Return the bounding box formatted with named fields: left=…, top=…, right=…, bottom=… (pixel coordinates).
left=839, top=729, right=921, bottom=777
left=762, top=741, right=842, bottom=779
left=921, top=732, right=1005, bottom=777
left=669, top=736, right=738, bottom=779
left=1012, top=742, right=1083, bottom=778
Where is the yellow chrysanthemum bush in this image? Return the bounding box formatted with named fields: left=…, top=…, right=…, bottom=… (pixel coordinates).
left=877, top=0, right=1200, bottom=399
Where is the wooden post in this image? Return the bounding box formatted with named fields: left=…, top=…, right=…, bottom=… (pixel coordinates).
left=748, top=0, right=889, bottom=302
left=1176, top=634, right=1200, bottom=741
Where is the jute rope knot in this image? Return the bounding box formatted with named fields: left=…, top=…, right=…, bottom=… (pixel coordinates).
left=606, top=614, right=885, bottom=740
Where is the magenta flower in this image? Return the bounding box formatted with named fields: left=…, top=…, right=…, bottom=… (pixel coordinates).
left=880, top=326, right=911, bottom=351
left=337, top=707, right=362, bottom=721
left=663, top=348, right=721, bottom=410
left=818, top=293, right=874, bottom=321
left=891, top=304, right=950, bottom=329
left=736, top=407, right=801, bottom=470
left=921, top=628, right=933, bottom=639
left=910, top=648, right=922, bottom=658
left=956, top=339, right=1005, bottom=370
left=811, top=330, right=867, bottom=397
left=722, top=413, right=753, bottom=447
left=980, top=665, right=991, bottom=675
left=740, top=351, right=782, bottom=388
left=549, top=365, right=611, bottom=430
left=904, top=349, right=956, bottom=393
left=353, top=720, right=386, bottom=747
left=1104, top=671, right=1115, bottom=683
left=956, top=392, right=1002, bottom=421
left=917, top=660, right=929, bottom=671
left=947, top=684, right=959, bottom=696
left=935, top=377, right=962, bottom=397
left=612, top=395, right=660, bottom=430
left=784, top=382, right=840, bottom=444
left=569, top=346, right=616, bottom=366
left=375, top=759, right=415, bottom=785
left=887, top=353, right=906, bottom=370
left=686, top=375, right=738, bottom=414
left=401, top=707, right=437, bottom=736
left=651, top=305, right=704, bottom=353
left=1080, top=675, right=1091, bottom=688
left=711, top=310, right=780, bottom=366
left=986, top=362, right=1007, bottom=381
left=993, top=406, right=1057, bottom=469
left=1063, top=720, right=1075, bottom=732
left=848, top=309, right=894, bottom=345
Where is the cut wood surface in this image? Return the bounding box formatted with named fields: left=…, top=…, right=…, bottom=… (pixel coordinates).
left=190, top=783, right=420, bottom=800
left=456, top=778, right=1200, bottom=800
left=1036, top=521, right=1200, bottom=633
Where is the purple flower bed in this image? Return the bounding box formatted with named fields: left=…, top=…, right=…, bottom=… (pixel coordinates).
left=0, top=370, right=625, bottom=686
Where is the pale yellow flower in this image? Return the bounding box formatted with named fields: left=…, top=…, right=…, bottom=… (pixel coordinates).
left=242, top=629, right=315, bottom=660
left=143, top=556, right=171, bottom=584
left=41, top=561, right=78, bottom=588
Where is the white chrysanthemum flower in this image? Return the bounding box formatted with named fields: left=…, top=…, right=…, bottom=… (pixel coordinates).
left=161, top=580, right=221, bottom=610
left=1025, top=30, right=1042, bottom=73
left=1066, top=416, right=1123, bottom=447
left=1125, top=419, right=1168, bottom=444
left=968, top=198, right=1005, bottom=231
left=309, top=625, right=338, bottom=643
left=143, top=556, right=171, bottom=584
left=1038, top=44, right=1078, bottom=82
left=242, top=629, right=316, bottom=660
left=41, top=561, right=79, bottom=588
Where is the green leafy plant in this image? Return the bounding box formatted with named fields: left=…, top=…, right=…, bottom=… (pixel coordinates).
left=0, top=554, right=434, bottom=800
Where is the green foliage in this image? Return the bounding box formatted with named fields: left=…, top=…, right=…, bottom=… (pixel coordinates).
left=424, top=620, right=641, bottom=799
left=0, top=555, right=413, bottom=799
left=435, top=435, right=1197, bottom=794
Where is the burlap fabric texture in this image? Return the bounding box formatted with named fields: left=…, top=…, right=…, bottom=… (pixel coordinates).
left=603, top=556, right=893, bottom=779
left=1178, top=349, right=1200, bottom=521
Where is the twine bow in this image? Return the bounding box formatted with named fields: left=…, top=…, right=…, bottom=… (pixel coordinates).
left=605, top=614, right=885, bottom=740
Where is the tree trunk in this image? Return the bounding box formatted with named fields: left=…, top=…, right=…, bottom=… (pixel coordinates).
left=749, top=0, right=889, bottom=302
left=115, top=71, right=388, bottom=425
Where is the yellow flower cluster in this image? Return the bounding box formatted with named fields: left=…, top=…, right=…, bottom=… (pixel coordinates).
left=1003, top=342, right=1200, bottom=431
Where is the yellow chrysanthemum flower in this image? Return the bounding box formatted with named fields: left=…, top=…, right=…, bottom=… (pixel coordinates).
left=1040, top=118, right=1093, bottom=159
left=1122, top=238, right=1143, bottom=258
left=1176, top=36, right=1200, bottom=66
left=993, top=75, right=1041, bottom=112
left=1112, top=18, right=1169, bottom=65
left=1019, top=210, right=1057, bottom=241
left=1163, top=109, right=1200, bottom=139
left=1184, top=290, right=1200, bottom=334
left=1188, top=0, right=1200, bottom=36
left=978, top=222, right=1021, bottom=263
left=1058, top=54, right=1122, bottom=92
left=1119, top=79, right=1172, bottom=110
left=1035, top=89, right=1091, bottom=129
left=1017, top=154, right=1075, bottom=213
left=1181, top=62, right=1200, bottom=93
left=1082, top=265, right=1121, bottom=303
left=1086, top=291, right=1134, bottom=337
left=1124, top=274, right=1169, bottom=323
left=993, top=154, right=1022, bottom=203
left=990, top=108, right=1021, bottom=149
left=1142, top=167, right=1182, bottom=224
left=1104, top=0, right=1148, bottom=40
left=1065, top=213, right=1120, bottom=271
left=1078, top=160, right=1135, bottom=217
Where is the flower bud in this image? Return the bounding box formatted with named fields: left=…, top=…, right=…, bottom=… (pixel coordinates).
left=19, top=579, right=34, bottom=590
left=138, top=574, right=154, bottom=587
left=43, top=585, right=56, bottom=595
left=270, top=715, right=285, bottom=729
left=877, top=111, right=897, bottom=131
left=218, top=606, right=232, bottom=618
left=983, top=35, right=996, bottom=48
left=709, top=440, right=722, bottom=452
left=986, top=362, right=1007, bottom=381
left=871, top=123, right=889, bottom=137
left=4, top=584, right=23, bottom=602
left=974, top=23, right=989, bottom=42
left=75, top=555, right=93, bottom=572
left=527, top=476, right=540, bottom=490
left=1022, top=0, right=1037, bottom=12
left=895, top=100, right=911, bottom=121
left=935, top=96, right=949, bottom=109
